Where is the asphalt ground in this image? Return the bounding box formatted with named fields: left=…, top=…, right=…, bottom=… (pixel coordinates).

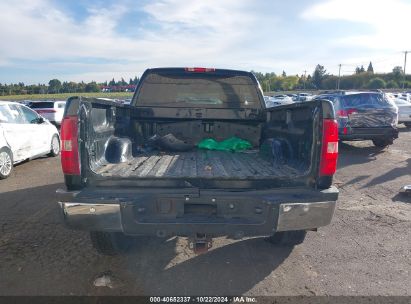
left=0, top=127, right=410, bottom=296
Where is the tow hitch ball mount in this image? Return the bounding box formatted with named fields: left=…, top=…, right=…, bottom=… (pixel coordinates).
left=188, top=233, right=212, bottom=254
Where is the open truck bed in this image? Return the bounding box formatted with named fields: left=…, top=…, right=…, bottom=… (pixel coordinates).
left=94, top=149, right=303, bottom=179
left=77, top=94, right=320, bottom=189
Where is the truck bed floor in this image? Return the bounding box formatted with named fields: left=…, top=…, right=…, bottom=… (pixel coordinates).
left=95, top=150, right=303, bottom=179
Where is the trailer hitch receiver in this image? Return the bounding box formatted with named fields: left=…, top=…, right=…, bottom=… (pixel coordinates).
left=188, top=233, right=212, bottom=254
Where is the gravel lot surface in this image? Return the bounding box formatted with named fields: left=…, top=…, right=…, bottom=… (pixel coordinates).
left=0, top=127, right=410, bottom=296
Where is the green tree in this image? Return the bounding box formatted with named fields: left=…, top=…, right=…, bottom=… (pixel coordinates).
left=48, top=79, right=62, bottom=93
left=367, top=77, right=386, bottom=89
left=68, top=81, right=78, bottom=92
left=280, top=76, right=298, bottom=90
left=38, top=84, right=47, bottom=94
left=118, top=78, right=127, bottom=86
left=355, top=66, right=366, bottom=74
left=108, top=78, right=116, bottom=86
left=386, top=80, right=399, bottom=89
left=62, top=81, right=78, bottom=93
left=403, top=81, right=411, bottom=88
left=85, top=82, right=100, bottom=92
left=321, top=75, right=339, bottom=90
left=77, top=81, right=86, bottom=92
left=312, top=65, right=327, bottom=89
left=393, top=66, right=403, bottom=74
left=251, top=71, right=264, bottom=83
left=392, top=66, right=403, bottom=82
left=367, top=62, right=374, bottom=73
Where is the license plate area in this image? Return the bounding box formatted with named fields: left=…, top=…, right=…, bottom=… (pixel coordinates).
left=184, top=203, right=217, bottom=217
left=131, top=197, right=267, bottom=224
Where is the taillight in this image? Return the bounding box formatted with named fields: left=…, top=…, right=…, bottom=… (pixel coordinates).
left=60, top=115, right=80, bottom=175
left=319, top=119, right=338, bottom=176
left=185, top=67, right=216, bottom=72
left=336, top=108, right=357, bottom=118
left=343, top=127, right=348, bottom=135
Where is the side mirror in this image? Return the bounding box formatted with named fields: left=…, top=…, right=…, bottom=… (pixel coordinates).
left=36, top=117, right=45, bottom=124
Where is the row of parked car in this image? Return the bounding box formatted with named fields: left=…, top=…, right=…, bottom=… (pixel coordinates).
left=265, top=91, right=411, bottom=148
left=385, top=92, right=411, bottom=127
left=266, top=91, right=411, bottom=128
left=264, top=92, right=314, bottom=107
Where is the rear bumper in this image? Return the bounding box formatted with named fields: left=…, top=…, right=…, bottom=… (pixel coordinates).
left=58, top=202, right=123, bottom=231
left=58, top=187, right=338, bottom=238
left=339, top=126, right=399, bottom=140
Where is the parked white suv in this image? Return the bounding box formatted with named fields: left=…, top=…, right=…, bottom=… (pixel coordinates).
left=0, top=101, right=60, bottom=179
left=297, top=93, right=314, bottom=102
left=29, top=100, right=66, bottom=126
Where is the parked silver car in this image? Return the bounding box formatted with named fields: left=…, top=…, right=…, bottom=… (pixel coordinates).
left=394, top=98, right=411, bottom=127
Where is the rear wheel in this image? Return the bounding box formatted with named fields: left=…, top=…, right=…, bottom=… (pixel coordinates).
left=90, top=231, right=134, bottom=255
left=48, top=134, right=60, bottom=157
left=266, top=230, right=307, bottom=246
left=0, top=148, right=13, bottom=179
left=372, top=138, right=393, bottom=148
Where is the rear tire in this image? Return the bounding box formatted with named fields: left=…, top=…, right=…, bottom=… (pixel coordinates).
left=90, top=231, right=134, bottom=255
left=372, top=138, right=393, bottom=148
left=48, top=134, right=60, bottom=157
left=266, top=230, right=307, bottom=246
left=0, top=148, right=13, bottom=179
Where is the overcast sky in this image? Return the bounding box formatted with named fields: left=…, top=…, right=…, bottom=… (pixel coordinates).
left=0, top=0, right=410, bottom=84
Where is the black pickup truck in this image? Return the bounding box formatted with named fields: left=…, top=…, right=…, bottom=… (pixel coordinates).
left=57, top=67, right=339, bottom=255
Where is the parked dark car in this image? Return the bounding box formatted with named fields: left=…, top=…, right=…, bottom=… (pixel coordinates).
left=316, top=92, right=398, bottom=147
